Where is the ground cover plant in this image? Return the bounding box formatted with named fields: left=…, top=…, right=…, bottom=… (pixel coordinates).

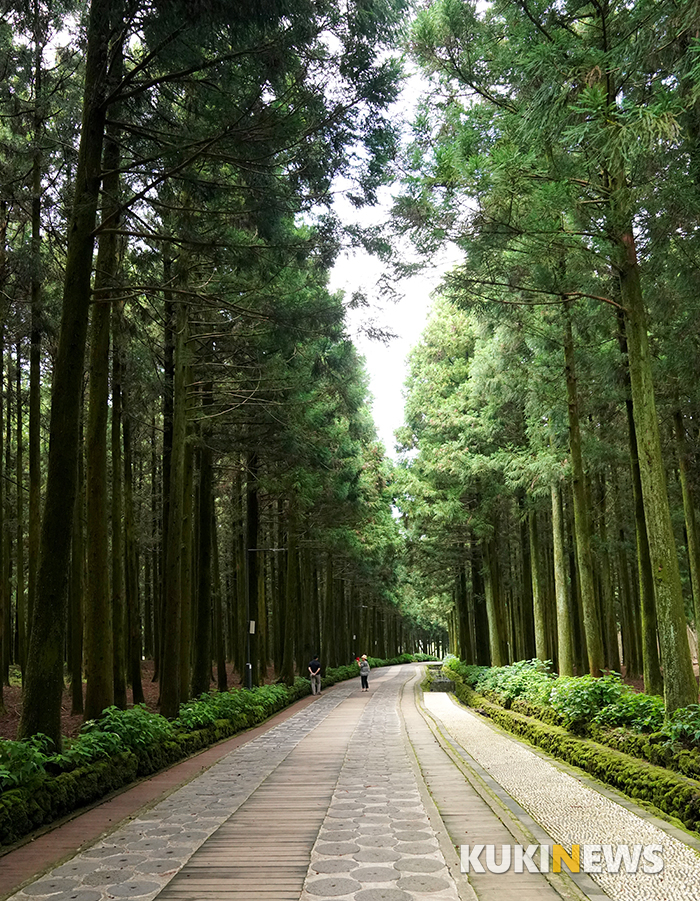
left=443, top=657, right=693, bottom=740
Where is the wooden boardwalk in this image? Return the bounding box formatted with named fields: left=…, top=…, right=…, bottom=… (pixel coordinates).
left=157, top=699, right=365, bottom=901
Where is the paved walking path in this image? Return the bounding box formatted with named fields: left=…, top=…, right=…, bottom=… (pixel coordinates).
left=2, top=664, right=700, bottom=901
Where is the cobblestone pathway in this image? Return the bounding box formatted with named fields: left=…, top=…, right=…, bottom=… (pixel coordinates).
left=424, top=692, right=700, bottom=901
left=301, top=670, right=461, bottom=901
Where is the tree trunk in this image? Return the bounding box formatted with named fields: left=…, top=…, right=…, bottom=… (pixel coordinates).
left=161, top=298, right=188, bottom=717
left=563, top=311, right=604, bottom=675
left=192, top=385, right=213, bottom=697
left=674, top=406, right=700, bottom=637
left=280, top=500, right=297, bottom=685
left=111, top=304, right=127, bottom=709
left=529, top=508, right=547, bottom=661
left=16, top=342, right=26, bottom=678
left=179, top=407, right=194, bottom=701
left=551, top=480, right=573, bottom=675
left=213, top=507, right=227, bottom=691
left=597, top=474, right=621, bottom=673
left=123, top=398, right=144, bottom=704
left=69, top=415, right=85, bottom=714
left=245, top=452, right=259, bottom=688
left=482, top=535, right=504, bottom=667
left=616, top=311, right=663, bottom=694
left=20, top=0, right=116, bottom=743
left=615, top=215, right=697, bottom=709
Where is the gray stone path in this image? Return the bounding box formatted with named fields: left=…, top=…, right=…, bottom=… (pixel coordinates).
left=424, top=692, right=700, bottom=901
left=301, top=668, right=462, bottom=901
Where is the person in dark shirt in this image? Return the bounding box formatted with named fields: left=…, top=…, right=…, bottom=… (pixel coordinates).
left=308, top=655, right=322, bottom=695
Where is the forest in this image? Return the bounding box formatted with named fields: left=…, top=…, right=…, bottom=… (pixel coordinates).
left=2, top=0, right=700, bottom=754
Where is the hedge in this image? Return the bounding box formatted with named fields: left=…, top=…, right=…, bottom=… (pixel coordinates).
left=450, top=677, right=700, bottom=835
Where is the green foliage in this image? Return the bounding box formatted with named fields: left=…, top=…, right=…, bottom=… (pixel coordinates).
left=81, top=705, right=176, bottom=752
left=445, top=658, right=554, bottom=706
left=595, top=693, right=666, bottom=734
left=663, top=705, right=700, bottom=746
left=0, top=735, right=54, bottom=791
left=547, top=674, right=626, bottom=730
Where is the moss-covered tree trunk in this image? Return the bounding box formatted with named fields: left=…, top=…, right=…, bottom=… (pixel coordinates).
left=69, top=416, right=85, bottom=715
left=564, top=312, right=604, bottom=676
left=674, top=406, right=700, bottom=638
left=19, top=0, right=116, bottom=743
left=616, top=314, right=662, bottom=693
left=482, top=535, right=504, bottom=667
left=614, top=214, right=697, bottom=710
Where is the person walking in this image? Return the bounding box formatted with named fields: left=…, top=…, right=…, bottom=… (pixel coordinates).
left=308, top=655, right=322, bottom=695
left=359, top=654, right=370, bottom=691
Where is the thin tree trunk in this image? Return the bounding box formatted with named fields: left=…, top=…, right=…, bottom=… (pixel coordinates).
left=529, top=508, right=547, bottom=661
left=564, top=311, right=604, bottom=675
left=179, top=408, right=194, bottom=701
left=192, top=384, right=213, bottom=697
left=123, top=397, right=143, bottom=704
left=15, top=343, right=26, bottom=679
left=245, top=452, right=258, bottom=688
left=552, top=480, right=573, bottom=675
left=112, top=304, right=126, bottom=709
left=616, top=312, right=662, bottom=693
left=161, top=298, right=188, bottom=717
left=483, top=535, right=504, bottom=667
left=280, top=498, right=297, bottom=686
left=598, top=474, right=621, bottom=673
left=70, top=415, right=85, bottom=714
left=0, top=210, right=6, bottom=698
left=213, top=506, right=227, bottom=691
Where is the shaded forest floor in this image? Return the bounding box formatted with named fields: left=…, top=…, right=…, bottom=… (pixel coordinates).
left=0, top=660, right=278, bottom=741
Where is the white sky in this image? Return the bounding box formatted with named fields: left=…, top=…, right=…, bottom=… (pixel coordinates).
left=329, top=207, right=459, bottom=458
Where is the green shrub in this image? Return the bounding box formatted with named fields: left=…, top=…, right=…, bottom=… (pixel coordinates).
left=476, top=659, right=555, bottom=707
left=549, top=673, right=626, bottom=730
left=595, top=692, right=666, bottom=733
left=443, top=658, right=487, bottom=688
left=663, top=704, right=700, bottom=745
left=81, top=704, right=176, bottom=751
left=0, top=735, right=54, bottom=790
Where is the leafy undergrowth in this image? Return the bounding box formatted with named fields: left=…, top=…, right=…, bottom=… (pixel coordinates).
left=442, top=657, right=700, bottom=742
left=443, top=657, right=700, bottom=790
left=0, top=653, right=433, bottom=846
